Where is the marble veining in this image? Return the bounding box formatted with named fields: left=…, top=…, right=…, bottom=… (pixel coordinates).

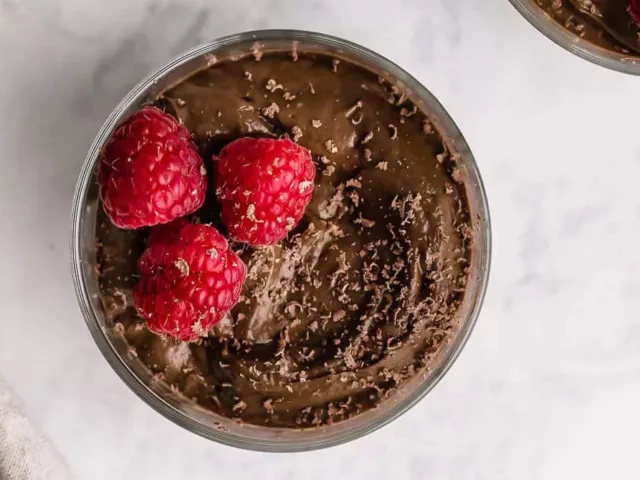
left=1, top=0, right=639, bottom=479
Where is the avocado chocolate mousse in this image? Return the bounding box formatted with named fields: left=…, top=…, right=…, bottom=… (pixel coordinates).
left=96, top=47, right=475, bottom=429
left=533, top=0, right=640, bottom=56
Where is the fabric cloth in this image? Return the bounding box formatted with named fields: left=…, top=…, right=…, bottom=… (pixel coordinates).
left=0, top=378, right=71, bottom=480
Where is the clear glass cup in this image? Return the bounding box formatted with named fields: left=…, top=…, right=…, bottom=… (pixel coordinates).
left=509, top=0, right=640, bottom=75
left=70, top=30, right=491, bottom=451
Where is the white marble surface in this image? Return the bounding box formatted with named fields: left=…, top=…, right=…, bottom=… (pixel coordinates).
left=1, top=0, right=640, bottom=478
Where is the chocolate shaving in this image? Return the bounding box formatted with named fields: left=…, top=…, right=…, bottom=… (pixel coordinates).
left=261, top=103, right=280, bottom=118
left=291, top=126, right=303, bottom=142
left=400, top=105, right=418, bottom=117
left=322, top=165, right=336, bottom=177
left=360, top=132, right=374, bottom=145
left=324, top=139, right=338, bottom=154
left=263, top=398, right=275, bottom=413
left=451, top=167, right=464, bottom=184
left=233, top=400, right=248, bottom=413
left=265, top=79, right=284, bottom=92
left=251, top=42, right=263, bottom=61
left=354, top=214, right=376, bottom=228
left=345, top=101, right=363, bottom=118
left=174, top=258, right=189, bottom=276
left=351, top=112, right=363, bottom=125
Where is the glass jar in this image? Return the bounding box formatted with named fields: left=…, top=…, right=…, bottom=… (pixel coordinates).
left=509, top=0, right=640, bottom=75
left=70, top=30, right=491, bottom=451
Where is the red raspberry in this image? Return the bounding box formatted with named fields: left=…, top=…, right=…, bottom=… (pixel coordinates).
left=133, top=221, right=246, bottom=341
left=98, top=107, right=207, bottom=229
left=214, top=137, right=315, bottom=246
left=630, top=0, right=640, bottom=26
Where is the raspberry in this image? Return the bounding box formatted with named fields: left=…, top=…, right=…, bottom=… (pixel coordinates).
left=133, top=221, right=246, bottom=341
left=630, top=0, right=640, bottom=26
left=98, top=107, right=207, bottom=229
left=214, top=137, right=315, bottom=246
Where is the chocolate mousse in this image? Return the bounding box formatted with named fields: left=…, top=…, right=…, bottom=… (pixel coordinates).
left=534, top=0, right=640, bottom=56
left=96, top=48, right=475, bottom=428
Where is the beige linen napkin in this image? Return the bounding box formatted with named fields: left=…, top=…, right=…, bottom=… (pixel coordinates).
left=0, top=377, right=71, bottom=480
